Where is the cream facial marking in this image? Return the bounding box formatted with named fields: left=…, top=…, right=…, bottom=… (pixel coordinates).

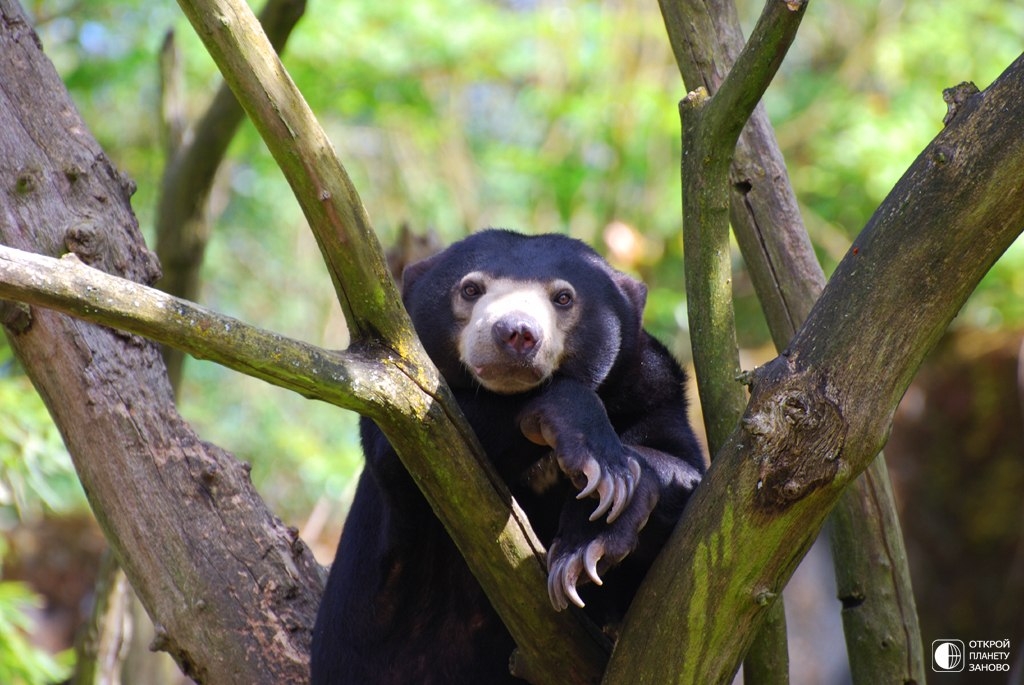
left=453, top=272, right=578, bottom=394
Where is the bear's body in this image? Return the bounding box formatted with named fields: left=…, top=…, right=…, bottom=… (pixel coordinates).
left=311, top=230, right=705, bottom=684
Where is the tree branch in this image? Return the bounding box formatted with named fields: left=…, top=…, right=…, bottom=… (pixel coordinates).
left=173, top=0, right=401, bottom=348
left=659, top=0, right=924, bottom=680
left=673, top=3, right=806, bottom=679
left=0, top=246, right=383, bottom=415
left=702, top=0, right=807, bottom=151
left=679, top=87, right=747, bottom=453
left=605, top=53, right=1024, bottom=684
left=679, top=0, right=807, bottom=455
left=829, top=456, right=924, bottom=682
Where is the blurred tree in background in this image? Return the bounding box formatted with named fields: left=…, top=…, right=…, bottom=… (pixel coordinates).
left=2, top=0, right=1022, bottom=681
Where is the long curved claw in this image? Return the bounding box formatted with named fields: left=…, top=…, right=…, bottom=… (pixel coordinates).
left=608, top=478, right=627, bottom=523
left=547, top=551, right=587, bottom=611
left=588, top=473, right=616, bottom=522
left=606, top=459, right=637, bottom=523
left=564, top=575, right=585, bottom=609
left=547, top=566, right=567, bottom=611
left=548, top=538, right=615, bottom=611
left=575, top=458, right=602, bottom=499
left=583, top=541, right=604, bottom=586
left=585, top=456, right=641, bottom=523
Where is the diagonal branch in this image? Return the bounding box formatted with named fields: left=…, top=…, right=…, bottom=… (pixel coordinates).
left=174, top=0, right=403, bottom=348
left=606, top=53, right=1024, bottom=685
left=701, top=0, right=808, bottom=157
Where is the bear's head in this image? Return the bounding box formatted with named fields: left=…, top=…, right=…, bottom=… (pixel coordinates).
left=402, top=229, right=647, bottom=394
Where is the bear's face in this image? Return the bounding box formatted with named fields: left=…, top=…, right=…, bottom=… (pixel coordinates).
left=451, top=271, right=580, bottom=393
left=402, top=229, right=646, bottom=394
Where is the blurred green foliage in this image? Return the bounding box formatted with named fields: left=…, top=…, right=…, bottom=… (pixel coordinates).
left=768, top=1, right=1024, bottom=271
left=0, top=365, right=79, bottom=685
left=0, top=373, right=85, bottom=524
left=0, top=576, right=73, bottom=684
left=2, top=0, right=1021, bottom=536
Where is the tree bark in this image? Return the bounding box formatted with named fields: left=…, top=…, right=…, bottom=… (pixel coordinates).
left=0, top=3, right=324, bottom=682
left=605, top=53, right=1024, bottom=684
left=669, top=1, right=807, bottom=680
left=829, top=456, right=923, bottom=683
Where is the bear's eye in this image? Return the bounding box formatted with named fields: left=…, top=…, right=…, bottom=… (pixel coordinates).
left=461, top=282, right=483, bottom=300
left=552, top=290, right=574, bottom=308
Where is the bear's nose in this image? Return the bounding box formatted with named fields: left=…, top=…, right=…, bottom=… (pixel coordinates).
left=493, top=315, right=542, bottom=358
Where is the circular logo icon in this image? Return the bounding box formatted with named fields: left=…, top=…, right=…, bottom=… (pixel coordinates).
left=933, top=640, right=964, bottom=672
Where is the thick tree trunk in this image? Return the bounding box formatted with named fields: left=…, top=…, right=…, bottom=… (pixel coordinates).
left=0, top=4, right=323, bottom=682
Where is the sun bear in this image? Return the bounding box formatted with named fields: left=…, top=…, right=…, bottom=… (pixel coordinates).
left=311, top=229, right=705, bottom=684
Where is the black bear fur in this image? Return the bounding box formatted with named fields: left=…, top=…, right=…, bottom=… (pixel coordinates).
left=311, top=230, right=705, bottom=684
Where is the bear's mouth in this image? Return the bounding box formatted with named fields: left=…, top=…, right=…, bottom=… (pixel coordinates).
left=470, top=362, right=547, bottom=394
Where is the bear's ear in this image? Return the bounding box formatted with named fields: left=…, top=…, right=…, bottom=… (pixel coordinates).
left=401, top=250, right=445, bottom=299
left=613, top=270, right=648, bottom=317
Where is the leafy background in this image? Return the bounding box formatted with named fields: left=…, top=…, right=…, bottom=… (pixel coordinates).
left=2, top=0, right=1023, bottom=681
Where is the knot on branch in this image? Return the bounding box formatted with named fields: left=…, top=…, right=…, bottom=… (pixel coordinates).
left=0, top=300, right=32, bottom=333
left=64, top=220, right=162, bottom=286
left=942, top=81, right=980, bottom=126
left=744, top=369, right=846, bottom=511
left=64, top=221, right=107, bottom=266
